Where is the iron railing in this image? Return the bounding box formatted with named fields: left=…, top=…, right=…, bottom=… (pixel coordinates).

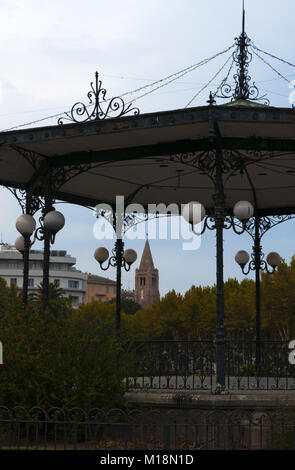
left=0, top=406, right=294, bottom=450
left=125, top=340, right=295, bottom=391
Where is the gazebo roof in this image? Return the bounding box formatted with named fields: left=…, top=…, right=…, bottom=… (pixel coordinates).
left=1, top=101, right=295, bottom=216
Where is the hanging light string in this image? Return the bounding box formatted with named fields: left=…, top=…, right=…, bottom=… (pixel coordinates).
left=121, top=49, right=236, bottom=110
left=113, top=43, right=236, bottom=101
left=251, top=43, right=295, bottom=69
left=212, top=58, right=235, bottom=99
left=185, top=54, right=234, bottom=107
left=0, top=44, right=235, bottom=132
left=250, top=47, right=293, bottom=85
left=4, top=41, right=295, bottom=132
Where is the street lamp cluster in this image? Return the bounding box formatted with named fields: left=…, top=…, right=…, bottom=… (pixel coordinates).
left=182, top=200, right=255, bottom=227
left=14, top=209, right=65, bottom=312
left=94, top=246, right=137, bottom=270
left=182, top=200, right=281, bottom=273
left=15, top=211, right=65, bottom=246
left=94, top=240, right=137, bottom=331
left=235, top=250, right=281, bottom=273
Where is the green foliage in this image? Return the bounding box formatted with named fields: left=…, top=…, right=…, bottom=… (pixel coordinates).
left=0, top=277, right=22, bottom=317
left=110, top=297, right=142, bottom=315
left=261, top=257, right=295, bottom=339
left=2, top=254, right=295, bottom=410
left=0, top=280, right=130, bottom=409
left=118, top=258, right=295, bottom=340
left=29, top=282, right=73, bottom=316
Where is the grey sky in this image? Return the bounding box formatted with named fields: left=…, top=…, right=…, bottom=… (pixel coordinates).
left=1, top=0, right=295, bottom=295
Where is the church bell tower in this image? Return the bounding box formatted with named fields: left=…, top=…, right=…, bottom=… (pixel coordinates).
left=134, top=240, right=160, bottom=307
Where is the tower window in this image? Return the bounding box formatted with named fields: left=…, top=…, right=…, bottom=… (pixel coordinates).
left=140, top=277, right=146, bottom=286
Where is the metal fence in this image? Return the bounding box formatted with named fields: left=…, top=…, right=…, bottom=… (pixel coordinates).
left=0, top=406, right=294, bottom=450
left=125, top=340, right=295, bottom=391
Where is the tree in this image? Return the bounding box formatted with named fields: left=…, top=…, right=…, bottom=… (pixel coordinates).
left=110, top=290, right=142, bottom=315
left=261, top=257, right=295, bottom=339
left=30, top=282, right=72, bottom=315
left=0, top=299, right=129, bottom=409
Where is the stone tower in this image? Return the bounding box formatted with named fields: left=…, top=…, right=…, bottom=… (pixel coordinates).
left=134, top=240, right=160, bottom=307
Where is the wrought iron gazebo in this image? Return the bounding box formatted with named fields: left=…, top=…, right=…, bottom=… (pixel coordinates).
left=1, top=4, right=295, bottom=389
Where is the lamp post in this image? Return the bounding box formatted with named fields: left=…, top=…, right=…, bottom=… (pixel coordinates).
left=94, top=241, right=137, bottom=330
left=235, top=241, right=281, bottom=367
left=15, top=214, right=36, bottom=309
left=15, top=208, right=65, bottom=312
left=182, top=198, right=254, bottom=390
left=232, top=213, right=292, bottom=369
left=94, top=204, right=168, bottom=331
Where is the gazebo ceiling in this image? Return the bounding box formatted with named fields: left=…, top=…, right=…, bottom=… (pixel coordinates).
left=1, top=101, right=295, bottom=216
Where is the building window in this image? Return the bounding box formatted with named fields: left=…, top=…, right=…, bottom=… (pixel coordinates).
left=98, top=285, right=103, bottom=293
left=91, top=284, right=95, bottom=292
left=54, top=279, right=60, bottom=288
left=8, top=262, right=18, bottom=269
left=91, top=296, right=94, bottom=301
left=113, top=285, right=116, bottom=294
left=106, top=296, right=109, bottom=301
left=28, top=279, right=34, bottom=287
left=68, top=280, right=79, bottom=289
left=98, top=296, right=102, bottom=303
left=106, top=286, right=109, bottom=293
left=10, top=278, right=17, bottom=286
left=140, top=277, right=146, bottom=286
left=31, top=263, right=40, bottom=270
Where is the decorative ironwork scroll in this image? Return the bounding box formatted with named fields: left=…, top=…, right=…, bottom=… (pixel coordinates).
left=171, top=149, right=253, bottom=184
left=6, top=188, right=43, bottom=215
left=237, top=214, right=295, bottom=241
left=58, top=72, right=140, bottom=125
left=214, top=7, right=269, bottom=105
left=95, top=207, right=169, bottom=239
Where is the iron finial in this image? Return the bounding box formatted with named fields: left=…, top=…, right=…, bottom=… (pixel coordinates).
left=207, top=92, right=216, bottom=106
left=212, top=0, right=269, bottom=105
left=58, top=72, right=140, bottom=125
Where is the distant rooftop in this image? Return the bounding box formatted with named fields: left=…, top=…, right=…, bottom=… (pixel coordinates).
left=87, top=274, right=116, bottom=285
left=0, top=244, right=71, bottom=258
left=0, top=243, right=116, bottom=284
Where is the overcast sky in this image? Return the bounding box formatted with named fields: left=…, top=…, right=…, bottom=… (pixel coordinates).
left=1, top=0, right=295, bottom=295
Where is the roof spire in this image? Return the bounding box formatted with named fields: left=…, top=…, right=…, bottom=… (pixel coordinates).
left=139, top=239, right=155, bottom=271
left=242, top=0, right=245, bottom=36
left=231, top=0, right=268, bottom=104
left=212, top=0, right=269, bottom=105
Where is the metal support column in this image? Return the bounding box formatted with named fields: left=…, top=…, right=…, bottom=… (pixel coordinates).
left=115, top=238, right=124, bottom=331
left=214, top=149, right=226, bottom=389
left=41, top=185, right=53, bottom=315
left=22, top=234, right=31, bottom=309
left=254, top=216, right=262, bottom=369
